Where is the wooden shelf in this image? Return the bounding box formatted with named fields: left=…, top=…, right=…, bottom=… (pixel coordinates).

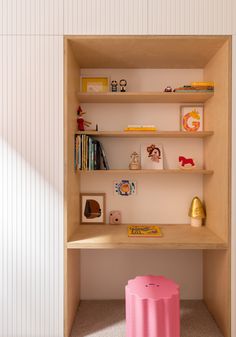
left=76, top=131, right=213, bottom=138
left=77, top=91, right=213, bottom=103
left=70, top=36, right=227, bottom=69
left=65, top=36, right=232, bottom=337
left=67, top=224, right=227, bottom=250
left=79, top=169, right=213, bottom=175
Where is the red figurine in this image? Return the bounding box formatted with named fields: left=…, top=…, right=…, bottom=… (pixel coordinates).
left=77, top=105, right=91, bottom=131
left=179, top=156, right=195, bottom=168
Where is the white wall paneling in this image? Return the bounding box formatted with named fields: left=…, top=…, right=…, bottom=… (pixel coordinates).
left=64, top=0, right=148, bottom=35
left=0, top=0, right=64, bottom=35
left=0, top=0, right=235, bottom=336
left=1, top=0, right=235, bottom=36
left=63, top=0, right=235, bottom=36
left=148, top=0, right=233, bottom=35
left=0, top=36, right=64, bottom=337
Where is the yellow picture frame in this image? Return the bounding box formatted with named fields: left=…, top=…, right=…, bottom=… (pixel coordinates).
left=81, top=76, right=109, bottom=93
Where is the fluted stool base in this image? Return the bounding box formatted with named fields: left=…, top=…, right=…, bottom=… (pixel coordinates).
left=126, top=275, right=180, bottom=337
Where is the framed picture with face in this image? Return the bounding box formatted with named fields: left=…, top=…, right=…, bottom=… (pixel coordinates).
left=141, top=143, right=163, bottom=170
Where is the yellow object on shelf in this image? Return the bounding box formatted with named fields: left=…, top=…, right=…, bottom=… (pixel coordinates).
left=125, top=128, right=157, bottom=131
left=125, top=125, right=157, bottom=131
left=188, top=196, right=206, bottom=227
left=191, top=81, right=214, bottom=87
left=128, top=225, right=162, bottom=237
left=81, top=77, right=109, bottom=93
left=188, top=196, right=206, bottom=219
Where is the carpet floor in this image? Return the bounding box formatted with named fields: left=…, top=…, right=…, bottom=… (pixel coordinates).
left=70, top=300, right=223, bottom=337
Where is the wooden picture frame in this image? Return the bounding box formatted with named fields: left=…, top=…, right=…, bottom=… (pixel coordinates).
left=81, top=76, right=109, bottom=93
left=80, top=193, right=106, bottom=224
left=180, top=105, right=204, bottom=132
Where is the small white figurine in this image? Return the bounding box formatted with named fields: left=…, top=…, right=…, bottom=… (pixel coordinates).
left=129, top=152, right=141, bottom=170
left=119, top=79, right=127, bottom=92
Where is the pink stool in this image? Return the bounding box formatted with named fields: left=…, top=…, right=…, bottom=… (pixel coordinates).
left=125, top=275, right=180, bottom=337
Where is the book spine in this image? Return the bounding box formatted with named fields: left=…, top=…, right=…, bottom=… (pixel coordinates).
left=85, top=136, right=88, bottom=170
left=97, top=141, right=101, bottom=170
left=94, top=141, right=98, bottom=170
left=191, top=81, right=214, bottom=87
left=77, top=135, right=81, bottom=170
left=82, top=135, right=85, bottom=170
left=88, top=137, right=90, bottom=170
left=99, top=141, right=109, bottom=170
left=91, top=141, right=95, bottom=170
left=174, top=89, right=213, bottom=93
left=125, top=128, right=157, bottom=131
left=79, top=135, right=82, bottom=170
left=74, top=135, right=77, bottom=170
left=88, top=137, right=92, bottom=170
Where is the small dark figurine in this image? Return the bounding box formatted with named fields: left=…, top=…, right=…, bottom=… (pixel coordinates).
left=119, top=79, right=127, bottom=92
left=111, top=80, right=118, bottom=92
left=77, top=105, right=91, bottom=131
left=164, top=86, right=172, bottom=92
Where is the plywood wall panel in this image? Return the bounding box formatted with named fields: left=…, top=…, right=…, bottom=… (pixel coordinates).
left=0, top=36, right=64, bottom=337
left=231, top=34, right=236, bottom=337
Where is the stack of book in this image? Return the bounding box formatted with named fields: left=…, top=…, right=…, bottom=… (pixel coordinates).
left=174, top=81, right=214, bottom=93
left=124, top=125, right=157, bottom=131
left=75, top=135, right=109, bottom=170
left=191, top=81, right=214, bottom=91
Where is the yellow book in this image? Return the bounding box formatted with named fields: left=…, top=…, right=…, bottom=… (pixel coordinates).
left=128, top=225, right=162, bottom=237
left=124, top=128, right=157, bottom=131
left=191, top=81, right=214, bottom=87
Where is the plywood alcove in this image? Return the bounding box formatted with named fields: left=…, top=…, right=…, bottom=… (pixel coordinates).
left=64, top=36, right=231, bottom=337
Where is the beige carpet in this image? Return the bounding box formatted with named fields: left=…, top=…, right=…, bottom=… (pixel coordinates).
left=70, top=300, right=223, bottom=337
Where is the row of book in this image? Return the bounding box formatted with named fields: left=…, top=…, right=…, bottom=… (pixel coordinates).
left=74, top=135, right=109, bottom=170
left=174, top=81, right=214, bottom=93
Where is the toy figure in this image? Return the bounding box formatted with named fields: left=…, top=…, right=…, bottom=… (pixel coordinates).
left=119, top=79, right=127, bottom=92
left=111, top=80, right=118, bottom=92
left=129, top=152, right=140, bottom=170
left=164, top=86, right=172, bottom=92
left=188, top=196, right=206, bottom=227
left=77, top=105, right=91, bottom=131
left=179, top=156, right=195, bottom=169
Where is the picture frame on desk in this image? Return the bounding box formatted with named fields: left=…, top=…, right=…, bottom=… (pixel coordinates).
left=180, top=105, right=204, bottom=132
left=80, top=193, right=106, bottom=224
left=81, top=76, right=110, bottom=93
